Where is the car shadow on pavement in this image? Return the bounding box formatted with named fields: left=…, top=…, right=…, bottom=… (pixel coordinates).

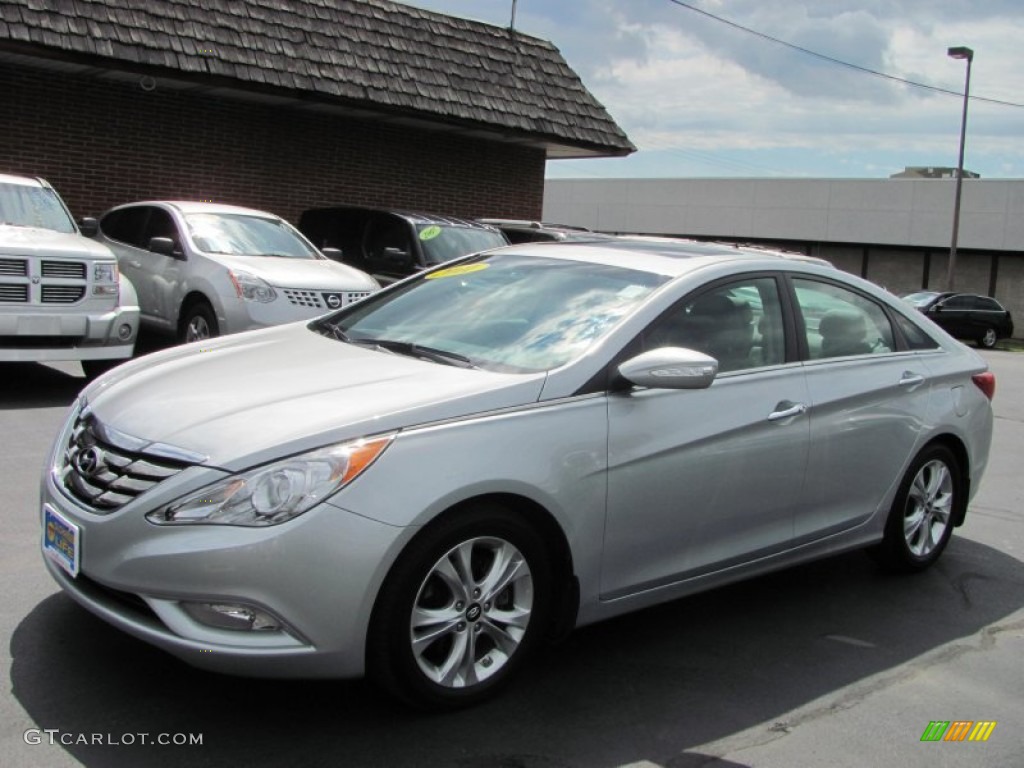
left=0, top=332, right=176, bottom=411
left=0, top=363, right=85, bottom=409
left=11, top=537, right=1024, bottom=768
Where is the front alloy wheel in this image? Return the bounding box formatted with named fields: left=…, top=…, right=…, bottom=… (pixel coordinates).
left=179, top=302, right=219, bottom=343
left=411, top=536, right=534, bottom=688
left=368, top=504, right=551, bottom=709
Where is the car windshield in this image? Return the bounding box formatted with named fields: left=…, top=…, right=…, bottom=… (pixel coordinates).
left=317, top=252, right=668, bottom=373
left=416, top=224, right=507, bottom=266
left=184, top=213, right=320, bottom=259
left=0, top=182, right=76, bottom=233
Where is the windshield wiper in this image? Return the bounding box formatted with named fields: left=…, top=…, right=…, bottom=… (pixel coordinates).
left=317, top=321, right=350, bottom=342
left=363, top=339, right=476, bottom=368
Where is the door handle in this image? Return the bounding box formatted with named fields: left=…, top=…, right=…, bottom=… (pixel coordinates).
left=899, top=372, right=925, bottom=388
left=768, top=402, right=807, bottom=422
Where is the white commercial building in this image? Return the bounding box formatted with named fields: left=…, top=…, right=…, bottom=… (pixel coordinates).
left=544, top=177, right=1024, bottom=331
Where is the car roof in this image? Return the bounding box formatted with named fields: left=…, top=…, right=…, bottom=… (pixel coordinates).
left=107, top=201, right=283, bottom=218
left=0, top=173, right=46, bottom=187
left=304, top=205, right=495, bottom=230
left=497, top=240, right=837, bottom=279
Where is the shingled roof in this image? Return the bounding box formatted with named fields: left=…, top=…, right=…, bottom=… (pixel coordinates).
left=0, top=0, right=635, bottom=158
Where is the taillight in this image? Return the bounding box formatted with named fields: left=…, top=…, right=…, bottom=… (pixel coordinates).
left=972, top=371, right=996, bottom=401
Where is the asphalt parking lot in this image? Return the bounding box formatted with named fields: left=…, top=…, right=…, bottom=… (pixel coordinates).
left=1, top=345, right=1021, bottom=768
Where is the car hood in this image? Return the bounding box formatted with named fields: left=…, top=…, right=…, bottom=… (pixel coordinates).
left=83, top=324, right=546, bottom=469
left=208, top=254, right=379, bottom=291
left=0, top=225, right=114, bottom=259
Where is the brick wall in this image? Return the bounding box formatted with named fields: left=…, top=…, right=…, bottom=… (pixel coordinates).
left=1, top=63, right=546, bottom=224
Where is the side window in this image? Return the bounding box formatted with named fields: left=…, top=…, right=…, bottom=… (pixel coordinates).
left=892, top=311, right=940, bottom=350
left=644, top=277, right=785, bottom=373
left=943, top=295, right=973, bottom=310
left=140, top=208, right=181, bottom=252
left=793, top=278, right=895, bottom=359
left=99, top=207, right=148, bottom=248
left=978, top=297, right=1002, bottom=311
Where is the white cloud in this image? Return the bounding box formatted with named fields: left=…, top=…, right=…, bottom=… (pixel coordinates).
left=401, top=1, right=1024, bottom=178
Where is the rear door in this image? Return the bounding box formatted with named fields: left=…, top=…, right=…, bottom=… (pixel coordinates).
left=790, top=276, right=933, bottom=543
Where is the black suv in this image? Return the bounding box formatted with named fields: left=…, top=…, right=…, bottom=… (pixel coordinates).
left=902, top=291, right=1014, bottom=348
left=298, top=207, right=508, bottom=285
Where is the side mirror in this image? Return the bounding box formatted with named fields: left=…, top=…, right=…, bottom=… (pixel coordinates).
left=321, top=247, right=343, bottom=261
left=382, top=246, right=413, bottom=269
left=618, top=347, right=718, bottom=390
left=78, top=217, right=98, bottom=237
left=148, top=236, right=180, bottom=258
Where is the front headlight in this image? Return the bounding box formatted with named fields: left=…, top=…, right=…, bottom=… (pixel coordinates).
left=93, top=261, right=119, bottom=296
left=228, top=269, right=278, bottom=303
left=146, top=435, right=394, bottom=526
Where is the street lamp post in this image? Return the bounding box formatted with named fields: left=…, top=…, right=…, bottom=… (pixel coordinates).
left=946, top=45, right=973, bottom=291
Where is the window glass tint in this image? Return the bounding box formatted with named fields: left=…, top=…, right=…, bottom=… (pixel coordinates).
left=140, top=208, right=180, bottom=250
left=0, top=182, right=75, bottom=233
left=100, top=207, right=148, bottom=247
left=977, top=297, right=1003, bottom=311
left=892, top=311, right=939, bottom=350
left=366, top=216, right=414, bottom=269
left=645, top=277, right=785, bottom=372
left=330, top=253, right=668, bottom=373
left=793, top=279, right=894, bottom=359
left=943, top=295, right=974, bottom=309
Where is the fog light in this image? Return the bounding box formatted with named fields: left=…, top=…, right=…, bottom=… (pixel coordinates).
left=117, top=323, right=133, bottom=340
left=182, top=601, right=281, bottom=631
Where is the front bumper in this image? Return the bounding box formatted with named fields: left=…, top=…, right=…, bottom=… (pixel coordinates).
left=0, top=301, right=139, bottom=362
left=40, top=448, right=405, bottom=679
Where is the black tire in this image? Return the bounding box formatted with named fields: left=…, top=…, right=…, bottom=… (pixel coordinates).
left=367, top=502, right=552, bottom=710
left=870, top=444, right=962, bottom=572
left=178, top=301, right=219, bottom=343
left=978, top=327, right=998, bottom=349
left=81, top=358, right=123, bottom=379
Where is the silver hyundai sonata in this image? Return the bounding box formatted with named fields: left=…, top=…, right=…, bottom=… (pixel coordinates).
left=40, top=240, right=995, bottom=709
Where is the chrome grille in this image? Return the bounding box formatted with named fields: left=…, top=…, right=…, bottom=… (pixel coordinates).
left=283, top=289, right=374, bottom=309
left=41, top=260, right=87, bottom=279
left=42, top=285, right=86, bottom=303
left=284, top=289, right=323, bottom=308
left=0, top=284, right=28, bottom=302
left=0, top=257, right=27, bottom=276
left=61, top=413, right=192, bottom=512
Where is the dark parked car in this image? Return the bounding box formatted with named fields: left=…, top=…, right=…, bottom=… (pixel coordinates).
left=902, top=291, right=1014, bottom=348
left=476, top=218, right=616, bottom=244
left=298, top=207, right=508, bottom=285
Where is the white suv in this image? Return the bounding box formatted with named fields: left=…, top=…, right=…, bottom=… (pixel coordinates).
left=97, top=201, right=380, bottom=342
left=0, top=173, right=138, bottom=377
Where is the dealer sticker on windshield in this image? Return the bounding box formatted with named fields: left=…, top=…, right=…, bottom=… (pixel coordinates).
left=43, top=504, right=80, bottom=578
left=425, top=263, right=490, bottom=280
left=419, top=225, right=442, bottom=241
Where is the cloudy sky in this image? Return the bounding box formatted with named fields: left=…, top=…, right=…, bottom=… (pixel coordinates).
left=401, top=0, right=1023, bottom=180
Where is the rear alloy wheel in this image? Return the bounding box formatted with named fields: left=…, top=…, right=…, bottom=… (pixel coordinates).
left=179, top=301, right=219, bottom=343
left=871, top=444, right=961, bottom=572
left=368, top=504, right=551, bottom=709
left=978, top=327, right=998, bottom=349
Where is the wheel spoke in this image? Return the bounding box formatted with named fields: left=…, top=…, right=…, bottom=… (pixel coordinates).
left=433, top=631, right=471, bottom=686
left=410, top=606, right=461, bottom=655
left=431, top=554, right=471, bottom=604
left=479, top=542, right=526, bottom=602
